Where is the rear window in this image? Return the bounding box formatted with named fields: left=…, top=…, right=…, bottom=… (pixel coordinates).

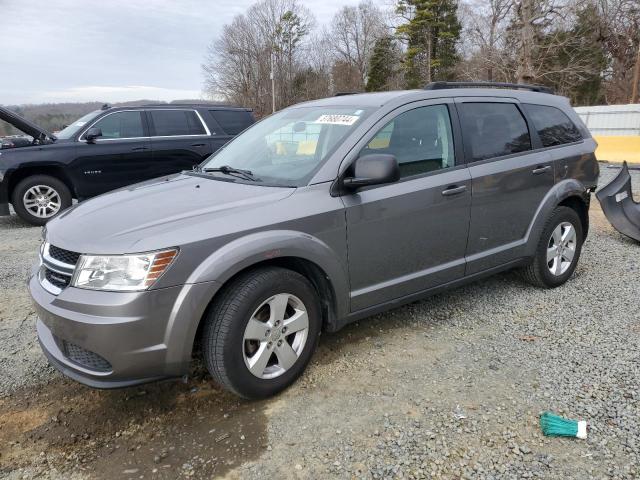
left=210, top=110, right=254, bottom=135
left=149, top=110, right=206, bottom=136
left=523, top=104, right=583, bottom=147
left=458, top=103, right=532, bottom=162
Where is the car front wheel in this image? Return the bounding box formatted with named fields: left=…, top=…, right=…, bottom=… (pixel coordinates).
left=11, top=175, right=72, bottom=226
left=202, top=267, right=321, bottom=399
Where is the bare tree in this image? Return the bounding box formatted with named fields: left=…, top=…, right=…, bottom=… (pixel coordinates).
left=596, top=0, right=640, bottom=103
left=328, top=1, right=386, bottom=90
left=202, top=0, right=315, bottom=116
left=460, top=0, right=513, bottom=81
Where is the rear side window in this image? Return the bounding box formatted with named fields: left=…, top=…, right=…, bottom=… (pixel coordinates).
left=149, top=110, right=206, bottom=136
left=459, top=103, right=531, bottom=162
left=210, top=110, right=254, bottom=135
left=523, top=104, right=582, bottom=147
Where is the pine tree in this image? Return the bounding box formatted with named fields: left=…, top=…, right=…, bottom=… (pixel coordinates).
left=366, top=36, right=397, bottom=91
left=396, top=0, right=461, bottom=88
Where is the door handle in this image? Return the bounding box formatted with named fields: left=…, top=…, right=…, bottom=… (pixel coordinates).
left=441, top=185, right=467, bottom=196
left=191, top=143, right=206, bottom=147
left=532, top=165, right=551, bottom=175
left=131, top=146, right=149, bottom=151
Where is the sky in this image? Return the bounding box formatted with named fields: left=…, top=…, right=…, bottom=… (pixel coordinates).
left=0, top=0, right=361, bottom=105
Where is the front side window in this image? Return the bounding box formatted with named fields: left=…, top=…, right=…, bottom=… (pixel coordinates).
left=202, top=106, right=372, bottom=187
left=523, top=104, right=583, bottom=147
left=360, top=104, right=455, bottom=178
left=149, top=110, right=205, bottom=136
left=88, top=111, right=144, bottom=139
left=56, top=111, right=101, bottom=139
left=459, top=103, right=531, bottom=162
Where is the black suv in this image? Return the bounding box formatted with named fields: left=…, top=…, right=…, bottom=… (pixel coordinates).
left=0, top=104, right=255, bottom=225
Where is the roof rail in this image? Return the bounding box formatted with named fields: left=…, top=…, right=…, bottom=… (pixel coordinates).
left=139, top=103, right=250, bottom=109
left=424, top=81, right=554, bottom=94
left=334, top=92, right=362, bottom=96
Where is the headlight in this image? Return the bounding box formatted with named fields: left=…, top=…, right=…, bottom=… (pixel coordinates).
left=71, top=249, right=178, bottom=291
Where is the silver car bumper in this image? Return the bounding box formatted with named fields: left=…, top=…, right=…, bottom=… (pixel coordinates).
left=29, top=273, right=219, bottom=388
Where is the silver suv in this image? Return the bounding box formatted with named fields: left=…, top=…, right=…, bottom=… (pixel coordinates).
left=30, top=83, right=599, bottom=399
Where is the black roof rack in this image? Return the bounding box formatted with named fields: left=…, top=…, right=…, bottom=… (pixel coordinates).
left=334, top=92, right=362, bottom=96
left=424, top=81, right=554, bottom=94
left=139, top=103, right=251, bottom=109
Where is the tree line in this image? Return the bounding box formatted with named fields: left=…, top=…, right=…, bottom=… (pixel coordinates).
left=202, top=0, right=640, bottom=117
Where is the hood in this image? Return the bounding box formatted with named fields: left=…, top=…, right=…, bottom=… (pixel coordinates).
left=0, top=106, right=55, bottom=142
left=46, top=174, right=295, bottom=253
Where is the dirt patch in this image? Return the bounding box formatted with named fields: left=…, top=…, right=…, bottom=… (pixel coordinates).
left=0, top=371, right=268, bottom=479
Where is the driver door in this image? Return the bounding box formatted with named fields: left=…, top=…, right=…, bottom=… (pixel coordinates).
left=71, top=110, right=152, bottom=197
left=342, top=100, right=472, bottom=311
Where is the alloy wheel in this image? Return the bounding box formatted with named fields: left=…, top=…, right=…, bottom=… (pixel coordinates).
left=22, top=185, right=62, bottom=219
left=547, top=221, right=577, bottom=276
left=242, top=293, right=309, bottom=379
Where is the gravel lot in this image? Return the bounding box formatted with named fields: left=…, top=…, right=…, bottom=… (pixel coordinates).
left=1, top=164, right=639, bottom=479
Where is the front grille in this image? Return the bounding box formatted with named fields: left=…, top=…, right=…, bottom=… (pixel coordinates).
left=62, top=340, right=112, bottom=372
left=45, top=268, right=71, bottom=289
left=49, top=245, right=81, bottom=266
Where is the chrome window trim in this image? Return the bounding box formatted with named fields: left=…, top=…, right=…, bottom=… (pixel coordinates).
left=147, top=108, right=212, bottom=137
left=77, top=109, right=147, bottom=142
left=77, top=108, right=212, bottom=142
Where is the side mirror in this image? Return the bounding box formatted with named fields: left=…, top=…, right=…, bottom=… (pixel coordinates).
left=85, top=127, right=102, bottom=143
left=343, top=154, right=400, bottom=190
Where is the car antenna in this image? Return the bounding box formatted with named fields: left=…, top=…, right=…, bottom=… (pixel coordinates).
left=101, top=103, right=111, bottom=110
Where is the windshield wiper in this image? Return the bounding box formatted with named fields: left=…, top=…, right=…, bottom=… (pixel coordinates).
left=199, top=165, right=259, bottom=182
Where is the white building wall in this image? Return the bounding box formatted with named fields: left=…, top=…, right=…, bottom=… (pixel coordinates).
left=574, top=104, right=640, bottom=136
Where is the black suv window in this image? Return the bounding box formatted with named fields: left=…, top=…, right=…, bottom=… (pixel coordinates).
left=209, top=110, right=254, bottom=135
left=361, top=105, right=455, bottom=178
left=149, top=110, right=206, bottom=136
left=89, top=111, right=144, bottom=139
left=523, top=104, right=583, bottom=147
left=459, top=103, right=531, bottom=162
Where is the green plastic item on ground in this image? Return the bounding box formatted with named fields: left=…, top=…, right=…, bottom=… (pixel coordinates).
left=539, top=412, right=587, bottom=439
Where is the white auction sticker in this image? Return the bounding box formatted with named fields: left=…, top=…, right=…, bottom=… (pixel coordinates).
left=315, top=114, right=360, bottom=126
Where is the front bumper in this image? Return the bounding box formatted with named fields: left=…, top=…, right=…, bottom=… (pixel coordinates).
left=30, top=273, right=219, bottom=388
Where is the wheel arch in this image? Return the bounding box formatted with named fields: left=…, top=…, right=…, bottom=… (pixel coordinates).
left=524, top=179, right=591, bottom=258
left=8, top=165, right=77, bottom=200
left=173, top=230, right=350, bottom=368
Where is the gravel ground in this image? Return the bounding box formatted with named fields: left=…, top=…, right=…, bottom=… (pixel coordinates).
left=0, top=163, right=639, bottom=479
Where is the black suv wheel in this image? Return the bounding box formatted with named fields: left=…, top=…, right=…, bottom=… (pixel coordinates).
left=11, top=175, right=72, bottom=226
left=521, top=206, right=584, bottom=288
left=202, top=267, right=321, bottom=399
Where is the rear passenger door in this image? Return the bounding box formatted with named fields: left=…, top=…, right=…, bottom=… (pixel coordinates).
left=456, top=98, right=554, bottom=274
left=147, top=109, right=213, bottom=178
left=343, top=100, right=471, bottom=311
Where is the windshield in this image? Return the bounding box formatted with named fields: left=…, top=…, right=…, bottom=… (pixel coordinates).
left=55, top=110, right=101, bottom=139
left=202, top=106, right=372, bottom=187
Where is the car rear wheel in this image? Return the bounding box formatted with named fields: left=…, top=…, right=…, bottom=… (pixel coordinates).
left=520, top=206, right=583, bottom=288
left=12, top=175, right=72, bottom=226
left=202, top=267, right=321, bottom=399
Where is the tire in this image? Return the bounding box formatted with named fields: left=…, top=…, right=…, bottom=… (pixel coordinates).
left=520, top=206, right=583, bottom=288
left=11, top=175, right=72, bottom=226
left=202, top=267, right=322, bottom=399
